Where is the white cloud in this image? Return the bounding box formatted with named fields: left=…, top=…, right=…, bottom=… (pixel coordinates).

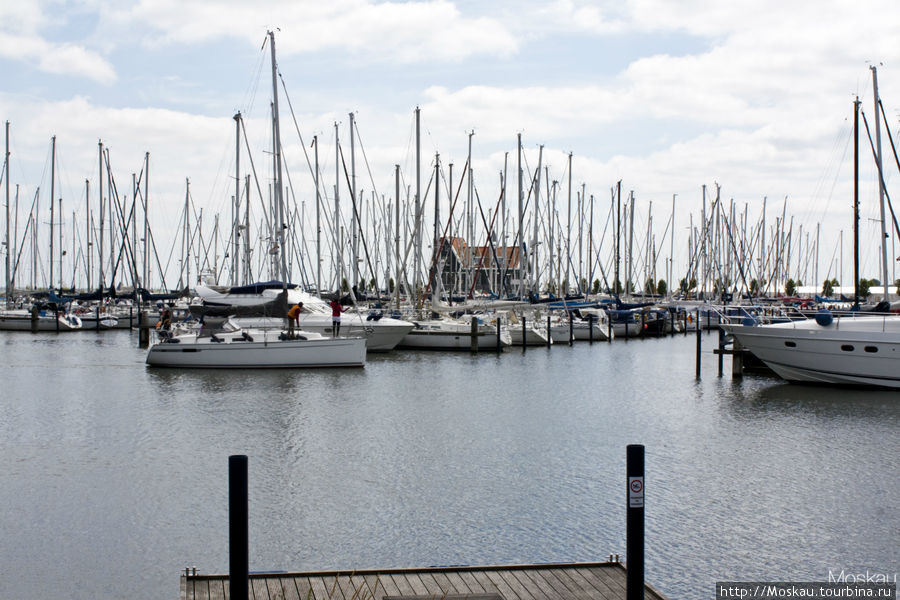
left=0, top=3, right=116, bottom=84
left=106, top=0, right=518, bottom=63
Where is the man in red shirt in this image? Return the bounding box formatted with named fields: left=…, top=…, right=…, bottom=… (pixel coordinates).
left=329, top=299, right=346, bottom=337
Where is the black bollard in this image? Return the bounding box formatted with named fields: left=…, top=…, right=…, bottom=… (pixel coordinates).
left=717, top=327, right=725, bottom=377
left=229, top=455, right=249, bottom=600
left=695, top=309, right=701, bottom=379
left=626, top=444, right=645, bottom=600
left=522, top=316, right=526, bottom=351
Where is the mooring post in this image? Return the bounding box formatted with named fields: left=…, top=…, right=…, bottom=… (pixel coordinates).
left=695, top=309, right=701, bottom=379
left=95, top=305, right=100, bottom=331
left=568, top=312, right=574, bottom=346
left=717, top=327, right=725, bottom=377
left=608, top=313, right=612, bottom=343
left=139, top=311, right=150, bottom=348
left=546, top=314, right=551, bottom=348
left=521, top=315, right=527, bottom=351
left=496, top=317, right=501, bottom=353
left=31, top=304, right=39, bottom=333
left=470, top=317, right=479, bottom=353
left=732, top=337, right=744, bottom=378
left=55, top=305, right=60, bottom=332
left=626, top=444, right=645, bottom=600
left=229, top=455, right=249, bottom=600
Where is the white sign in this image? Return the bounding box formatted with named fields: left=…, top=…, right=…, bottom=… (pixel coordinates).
left=629, top=476, right=644, bottom=508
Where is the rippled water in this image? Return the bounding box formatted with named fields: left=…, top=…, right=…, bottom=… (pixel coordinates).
left=0, top=330, right=897, bottom=600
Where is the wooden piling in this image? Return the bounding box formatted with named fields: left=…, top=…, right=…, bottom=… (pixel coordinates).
left=695, top=310, right=701, bottom=379
left=732, top=337, right=744, bottom=378
left=470, top=317, right=479, bottom=353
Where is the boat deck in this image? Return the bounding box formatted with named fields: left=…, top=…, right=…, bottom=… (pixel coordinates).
left=179, top=561, right=668, bottom=600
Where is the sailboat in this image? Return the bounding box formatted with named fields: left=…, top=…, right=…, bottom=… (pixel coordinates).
left=146, top=31, right=365, bottom=368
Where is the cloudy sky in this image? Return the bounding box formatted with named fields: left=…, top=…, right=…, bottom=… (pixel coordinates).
left=2, top=0, right=899, bottom=291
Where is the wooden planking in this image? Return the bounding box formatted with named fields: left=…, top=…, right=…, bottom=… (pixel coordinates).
left=181, top=562, right=669, bottom=600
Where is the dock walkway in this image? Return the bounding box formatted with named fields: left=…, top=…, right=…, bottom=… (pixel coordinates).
left=180, top=561, right=667, bottom=600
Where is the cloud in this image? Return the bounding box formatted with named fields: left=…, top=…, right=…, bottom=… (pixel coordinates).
left=0, top=34, right=116, bottom=84
left=106, top=0, right=518, bottom=63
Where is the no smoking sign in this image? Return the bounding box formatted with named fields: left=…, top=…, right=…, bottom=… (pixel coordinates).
left=628, top=476, right=644, bottom=507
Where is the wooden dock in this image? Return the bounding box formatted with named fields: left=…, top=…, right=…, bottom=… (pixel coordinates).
left=179, top=561, right=668, bottom=600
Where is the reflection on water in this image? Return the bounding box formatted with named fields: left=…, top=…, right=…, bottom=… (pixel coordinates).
left=0, top=331, right=897, bottom=600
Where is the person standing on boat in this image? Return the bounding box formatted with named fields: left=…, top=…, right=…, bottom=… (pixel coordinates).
left=287, top=302, right=303, bottom=337
left=329, top=298, right=346, bottom=337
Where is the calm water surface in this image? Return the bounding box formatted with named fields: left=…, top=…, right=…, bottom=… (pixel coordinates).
left=0, top=330, right=897, bottom=600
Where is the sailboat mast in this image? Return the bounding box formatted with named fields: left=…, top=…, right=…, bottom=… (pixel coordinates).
left=50, top=135, right=56, bottom=290
left=268, top=30, right=288, bottom=285
left=394, top=164, right=400, bottom=311
left=314, top=135, right=321, bottom=295
left=233, top=112, right=241, bottom=285
left=4, top=121, right=9, bottom=306
left=98, top=140, right=104, bottom=290
left=871, top=66, right=889, bottom=302
left=853, top=96, right=860, bottom=308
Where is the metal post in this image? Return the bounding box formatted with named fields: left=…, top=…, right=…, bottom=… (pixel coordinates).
left=608, top=313, right=612, bottom=343
left=717, top=327, right=724, bottom=377
left=496, top=317, right=501, bottom=353
left=229, top=455, right=249, bottom=600
left=589, top=314, right=594, bottom=344
left=626, top=444, right=645, bottom=600
left=695, top=309, right=701, bottom=379
left=568, top=312, right=574, bottom=346
left=470, top=317, right=478, bottom=353
left=521, top=315, right=526, bottom=351
left=546, top=314, right=551, bottom=348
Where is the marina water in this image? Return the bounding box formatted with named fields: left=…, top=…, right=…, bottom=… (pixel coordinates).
left=0, top=330, right=897, bottom=600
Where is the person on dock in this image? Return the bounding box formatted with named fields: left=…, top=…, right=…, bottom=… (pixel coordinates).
left=287, top=302, right=304, bottom=337
left=329, top=298, right=346, bottom=337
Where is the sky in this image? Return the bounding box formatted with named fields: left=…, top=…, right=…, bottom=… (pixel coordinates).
left=1, top=0, right=899, bottom=292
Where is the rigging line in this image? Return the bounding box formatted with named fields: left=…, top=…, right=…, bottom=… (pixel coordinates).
left=238, top=116, right=274, bottom=234
left=338, top=143, right=377, bottom=294
left=278, top=72, right=326, bottom=208
left=418, top=156, right=470, bottom=304
left=351, top=119, right=382, bottom=204
left=860, top=110, right=900, bottom=244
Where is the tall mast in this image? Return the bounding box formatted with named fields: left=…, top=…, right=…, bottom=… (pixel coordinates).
left=98, top=140, right=104, bottom=291
left=314, top=135, right=321, bottom=295
left=532, top=145, right=543, bottom=295
left=85, top=179, right=90, bottom=290
left=50, top=135, right=56, bottom=289
left=871, top=66, right=889, bottom=302
left=334, top=121, right=341, bottom=290
left=233, top=112, right=241, bottom=284
left=670, top=194, right=676, bottom=299
left=853, top=96, right=860, bottom=308
left=432, top=152, right=440, bottom=293
left=414, top=107, right=422, bottom=305
left=394, top=164, right=400, bottom=311
left=4, top=121, right=10, bottom=306
left=143, top=152, right=150, bottom=289
left=268, top=30, right=288, bottom=285
left=566, top=152, right=572, bottom=294
left=349, top=111, right=358, bottom=290
left=516, top=133, right=523, bottom=299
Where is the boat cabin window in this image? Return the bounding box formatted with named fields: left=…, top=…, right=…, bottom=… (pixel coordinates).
left=864, top=346, right=878, bottom=353
left=841, top=344, right=854, bottom=352
left=784, top=341, right=796, bottom=348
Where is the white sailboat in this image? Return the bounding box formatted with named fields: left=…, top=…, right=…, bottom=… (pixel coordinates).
left=146, top=320, right=365, bottom=368
left=146, top=31, right=366, bottom=368
left=196, top=284, right=413, bottom=352
left=0, top=307, right=82, bottom=331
